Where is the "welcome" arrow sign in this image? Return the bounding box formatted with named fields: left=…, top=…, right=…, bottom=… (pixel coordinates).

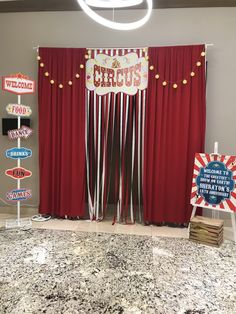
left=2, top=73, right=35, bottom=95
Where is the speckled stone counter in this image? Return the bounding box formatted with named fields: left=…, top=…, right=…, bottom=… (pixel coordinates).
left=0, top=228, right=235, bottom=313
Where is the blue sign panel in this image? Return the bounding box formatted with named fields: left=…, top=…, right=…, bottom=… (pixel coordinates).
left=5, top=147, right=32, bottom=160
left=196, top=161, right=234, bottom=205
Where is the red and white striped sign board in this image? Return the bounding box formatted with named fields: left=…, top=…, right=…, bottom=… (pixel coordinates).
left=191, top=153, right=236, bottom=212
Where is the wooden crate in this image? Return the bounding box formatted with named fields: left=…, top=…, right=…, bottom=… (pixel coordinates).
left=189, top=215, right=224, bottom=247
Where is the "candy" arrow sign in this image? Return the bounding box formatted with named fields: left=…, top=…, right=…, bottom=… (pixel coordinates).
left=5, top=167, right=32, bottom=180
left=8, top=126, right=33, bottom=140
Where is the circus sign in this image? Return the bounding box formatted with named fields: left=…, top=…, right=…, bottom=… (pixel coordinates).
left=2, top=73, right=35, bottom=95
left=191, top=153, right=236, bottom=212
left=86, top=52, right=148, bottom=95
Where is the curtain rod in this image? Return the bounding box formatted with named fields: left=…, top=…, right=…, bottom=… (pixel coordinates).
left=32, top=46, right=147, bottom=51
left=33, top=45, right=39, bottom=52
left=84, top=44, right=214, bottom=50
left=86, top=47, right=147, bottom=50
left=33, top=43, right=214, bottom=51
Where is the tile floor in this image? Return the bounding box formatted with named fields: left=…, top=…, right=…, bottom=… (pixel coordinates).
left=0, top=212, right=189, bottom=238
left=1, top=210, right=235, bottom=240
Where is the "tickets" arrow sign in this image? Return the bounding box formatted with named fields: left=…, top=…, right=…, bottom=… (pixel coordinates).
left=5, top=167, right=32, bottom=180
left=8, top=126, right=33, bottom=140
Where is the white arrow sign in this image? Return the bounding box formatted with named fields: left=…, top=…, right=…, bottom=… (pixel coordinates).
left=6, top=104, right=32, bottom=117
left=8, top=126, right=33, bottom=140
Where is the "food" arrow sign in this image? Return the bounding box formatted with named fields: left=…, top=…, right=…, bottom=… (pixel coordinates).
left=8, top=126, right=33, bottom=140
left=6, top=104, right=32, bottom=117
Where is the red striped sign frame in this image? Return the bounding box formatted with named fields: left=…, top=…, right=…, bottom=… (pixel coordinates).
left=191, top=153, right=236, bottom=212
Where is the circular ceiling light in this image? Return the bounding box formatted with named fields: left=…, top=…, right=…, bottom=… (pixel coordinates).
left=85, top=0, right=143, bottom=8
left=77, top=0, right=153, bottom=31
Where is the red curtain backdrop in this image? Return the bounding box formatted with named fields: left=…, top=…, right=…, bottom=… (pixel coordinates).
left=38, top=47, right=86, bottom=217
left=143, top=45, right=206, bottom=224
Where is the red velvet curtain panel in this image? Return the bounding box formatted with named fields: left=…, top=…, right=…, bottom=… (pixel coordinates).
left=143, top=45, right=206, bottom=224
left=38, top=48, right=86, bottom=218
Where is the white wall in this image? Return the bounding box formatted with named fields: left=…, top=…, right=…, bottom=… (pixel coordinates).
left=0, top=8, right=236, bottom=208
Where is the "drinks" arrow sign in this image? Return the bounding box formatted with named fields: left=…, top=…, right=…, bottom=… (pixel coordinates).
left=5, top=147, right=32, bottom=160
left=8, top=126, right=33, bottom=140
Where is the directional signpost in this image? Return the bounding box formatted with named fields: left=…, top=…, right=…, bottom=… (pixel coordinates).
left=2, top=73, right=34, bottom=228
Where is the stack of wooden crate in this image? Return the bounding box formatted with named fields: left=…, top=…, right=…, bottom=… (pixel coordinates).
left=189, top=215, right=224, bottom=247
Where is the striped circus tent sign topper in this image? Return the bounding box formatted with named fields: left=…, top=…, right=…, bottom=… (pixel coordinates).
left=85, top=48, right=146, bottom=223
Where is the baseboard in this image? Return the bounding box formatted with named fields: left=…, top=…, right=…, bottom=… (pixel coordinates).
left=0, top=206, right=38, bottom=216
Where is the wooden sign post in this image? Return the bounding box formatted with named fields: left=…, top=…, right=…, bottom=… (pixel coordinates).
left=190, top=143, right=236, bottom=243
